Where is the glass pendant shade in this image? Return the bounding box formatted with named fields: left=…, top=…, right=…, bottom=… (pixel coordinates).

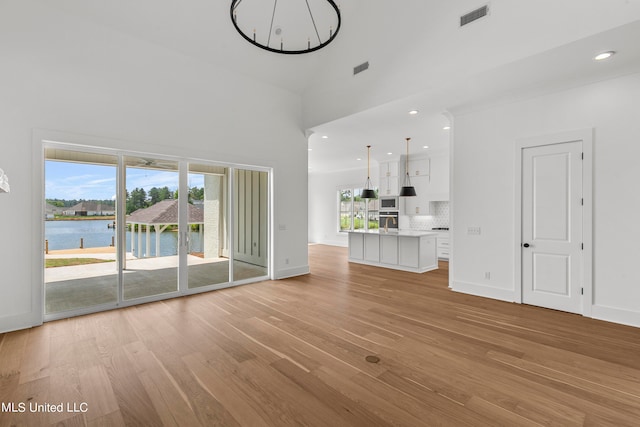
left=362, top=145, right=377, bottom=199
left=400, top=137, right=417, bottom=197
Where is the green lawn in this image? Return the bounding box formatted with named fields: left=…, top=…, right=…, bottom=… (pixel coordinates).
left=340, top=216, right=379, bottom=230
left=46, top=258, right=115, bottom=268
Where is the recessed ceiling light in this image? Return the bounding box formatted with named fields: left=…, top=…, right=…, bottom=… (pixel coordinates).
left=423, top=145, right=429, bottom=149
left=321, top=135, right=329, bottom=139
left=443, top=126, right=451, bottom=130
left=308, top=148, right=312, bottom=151
left=387, top=152, right=393, bottom=155
left=594, top=51, right=616, bottom=61
left=356, top=158, right=362, bottom=161
left=408, top=110, right=419, bottom=115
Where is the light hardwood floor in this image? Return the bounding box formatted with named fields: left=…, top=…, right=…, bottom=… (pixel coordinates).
left=1, top=244, right=639, bottom=426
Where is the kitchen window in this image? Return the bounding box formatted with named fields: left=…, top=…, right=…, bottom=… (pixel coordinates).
left=338, top=187, right=379, bottom=232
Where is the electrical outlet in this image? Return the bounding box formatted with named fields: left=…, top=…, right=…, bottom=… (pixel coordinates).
left=484, top=272, right=491, bottom=280
left=279, top=224, right=287, bottom=231
left=468, top=226, right=481, bottom=235
left=285, top=258, right=289, bottom=265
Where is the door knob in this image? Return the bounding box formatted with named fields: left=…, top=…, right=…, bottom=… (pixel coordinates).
left=523, top=243, right=530, bottom=248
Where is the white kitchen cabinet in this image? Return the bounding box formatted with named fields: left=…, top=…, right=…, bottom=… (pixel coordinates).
left=407, top=158, right=430, bottom=177
left=398, top=234, right=437, bottom=270
left=348, top=231, right=438, bottom=273
left=436, top=231, right=449, bottom=260
left=398, top=236, right=419, bottom=268
left=349, top=233, right=364, bottom=260
left=379, top=161, right=399, bottom=195
left=403, top=175, right=430, bottom=215
left=380, top=234, right=398, bottom=264
left=364, top=234, right=380, bottom=262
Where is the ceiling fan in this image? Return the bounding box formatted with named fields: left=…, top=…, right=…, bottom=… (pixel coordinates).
left=126, top=156, right=177, bottom=171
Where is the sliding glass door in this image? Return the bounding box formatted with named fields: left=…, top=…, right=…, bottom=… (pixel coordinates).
left=123, top=156, right=179, bottom=300
left=44, top=149, right=119, bottom=315
left=186, top=163, right=231, bottom=289
left=42, top=143, right=270, bottom=321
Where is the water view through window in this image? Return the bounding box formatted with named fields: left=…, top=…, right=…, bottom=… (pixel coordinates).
left=44, top=147, right=269, bottom=318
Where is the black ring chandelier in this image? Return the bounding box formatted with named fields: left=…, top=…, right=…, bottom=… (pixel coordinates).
left=230, top=0, right=341, bottom=54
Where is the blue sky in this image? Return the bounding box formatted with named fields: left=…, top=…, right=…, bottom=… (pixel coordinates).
left=45, top=161, right=204, bottom=200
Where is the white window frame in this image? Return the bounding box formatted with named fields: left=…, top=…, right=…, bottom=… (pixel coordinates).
left=337, top=186, right=378, bottom=233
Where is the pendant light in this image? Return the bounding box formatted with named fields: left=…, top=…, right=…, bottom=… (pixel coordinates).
left=399, top=137, right=417, bottom=197
left=361, top=145, right=377, bottom=199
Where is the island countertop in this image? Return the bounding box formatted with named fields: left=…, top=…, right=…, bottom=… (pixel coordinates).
left=348, top=229, right=438, bottom=237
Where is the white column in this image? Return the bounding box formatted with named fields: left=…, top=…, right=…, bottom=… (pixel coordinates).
left=145, top=225, right=151, bottom=257
left=137, top=225, right=142, bottom=259
left=131, top=223, right=136, bottom=257
left=155, top=225, right=161, bottom=257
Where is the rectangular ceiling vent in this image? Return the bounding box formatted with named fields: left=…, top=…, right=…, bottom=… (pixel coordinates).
left=353, top=61, right=369, bottom=76
left=460, top=5, right=489, bottom=27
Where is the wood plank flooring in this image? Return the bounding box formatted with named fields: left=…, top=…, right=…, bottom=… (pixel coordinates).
left=1, top=244, right=640, bottom=426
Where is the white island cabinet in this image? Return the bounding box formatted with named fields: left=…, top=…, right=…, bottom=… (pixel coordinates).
left=348, top=230, right=438, bottom=273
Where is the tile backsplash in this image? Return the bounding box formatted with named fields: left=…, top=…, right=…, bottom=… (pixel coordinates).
left=398, top=201, right=449, bottom=230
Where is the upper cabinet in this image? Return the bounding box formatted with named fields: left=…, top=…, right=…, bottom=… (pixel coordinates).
left=379, top=161, right=399, bottom=196
left=428, top=153, right=449, bottom=201
left=400, top=152, right=449, bottom=215
left=407, top=158, right=430, bottom=177
left=403, top=175, right=431, bottom=215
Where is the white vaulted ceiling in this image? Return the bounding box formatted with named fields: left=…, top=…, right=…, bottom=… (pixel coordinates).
left=35, top=0, right=640, bottom=172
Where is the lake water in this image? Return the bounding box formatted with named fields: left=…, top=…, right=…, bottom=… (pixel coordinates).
left=45, top=219, right=203, bottom=256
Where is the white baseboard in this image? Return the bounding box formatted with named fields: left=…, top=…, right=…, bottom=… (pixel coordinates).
left=274, top=265, right=310, bottom=280
left=591, top=305, right=640, bottom=328
left=0, top=313, right=42, bottom=334
left=315, top=240, right=347, bottom=248
left=450, top=280, right=517, bottom=303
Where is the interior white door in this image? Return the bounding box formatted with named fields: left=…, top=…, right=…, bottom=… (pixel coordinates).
left=522, top=141, right=583, bottom=314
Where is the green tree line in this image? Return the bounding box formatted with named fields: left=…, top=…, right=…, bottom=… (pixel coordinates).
left=46, top=198, right=115, bottom=208
left=47, top=186, right=204, bottom=215
left=126, top=186, right=204, bottom=214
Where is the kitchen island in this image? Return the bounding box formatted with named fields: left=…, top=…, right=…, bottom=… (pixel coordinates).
left=348, top=230, right=438, bottom=273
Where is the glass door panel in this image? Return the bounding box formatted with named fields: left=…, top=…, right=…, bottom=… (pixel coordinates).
left=232, top=169, right=268, bottom=281
left=186, top=163, right=230, bottom=289
left=44, top=149, right=119, bottom=315
left=123, top=156, right=179, bottom=300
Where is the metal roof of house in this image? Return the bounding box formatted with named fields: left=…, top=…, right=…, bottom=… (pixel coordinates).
left=126, top=199, right=203, bottom=225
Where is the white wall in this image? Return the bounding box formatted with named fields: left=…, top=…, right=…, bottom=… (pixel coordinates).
left=451, top=72, right=640, bottom=327
left=0, top=1, right=308, bottom=333
left=308, top=167, right=378, bottom=247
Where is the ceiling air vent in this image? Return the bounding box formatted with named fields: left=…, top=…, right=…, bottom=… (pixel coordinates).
left=353, top=61, right=369, bottom=76
left=460, top=5, right=489, bottom=27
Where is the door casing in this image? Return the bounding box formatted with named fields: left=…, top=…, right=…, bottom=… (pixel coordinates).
left=514, top=129, right=593, bottom=317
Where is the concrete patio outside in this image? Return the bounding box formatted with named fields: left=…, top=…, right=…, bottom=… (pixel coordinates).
left=44, top=247, right=267, bottom=314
